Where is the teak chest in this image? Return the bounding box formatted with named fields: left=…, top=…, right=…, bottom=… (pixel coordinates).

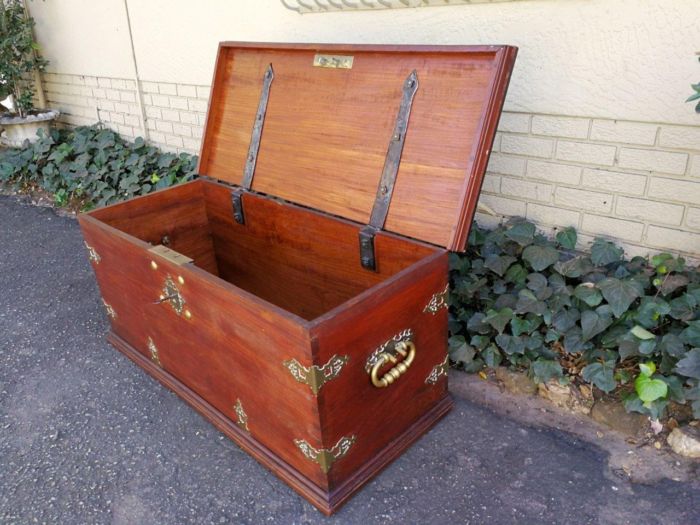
left=78, top=42, right=517, bottom=514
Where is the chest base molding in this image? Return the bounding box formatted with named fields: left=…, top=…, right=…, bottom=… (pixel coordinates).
left=107, top=330, right=452, bottom=515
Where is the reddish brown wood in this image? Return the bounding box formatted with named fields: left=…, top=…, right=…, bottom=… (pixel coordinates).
left=79, top=176, right=451, bottom=512
left=198, top=43, right=517, bottom=251
left=107, top=331, right=451, bottom=515
left=201, top=180, right=436, bottom=319
left=311, top=249, right=449, bottom=487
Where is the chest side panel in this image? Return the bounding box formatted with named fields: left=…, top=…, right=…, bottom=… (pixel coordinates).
left=308, top=248, right=450, bottom=491
left=142, top=261, right=329, bottom=488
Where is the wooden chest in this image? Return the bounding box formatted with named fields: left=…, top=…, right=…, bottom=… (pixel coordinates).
left=78, top=43, right=516, bottom=514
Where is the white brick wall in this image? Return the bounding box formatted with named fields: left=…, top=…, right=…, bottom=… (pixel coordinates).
left=42, top=73, right=700, bottom=259
left=479, top=113, right=700, bottom=260
left=42, top=73, right=208, bottom=155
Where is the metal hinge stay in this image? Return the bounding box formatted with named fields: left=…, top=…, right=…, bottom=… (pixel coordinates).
left=359, top=70, right=419, bottom=271
left=233, top=63, right=274, bottom=225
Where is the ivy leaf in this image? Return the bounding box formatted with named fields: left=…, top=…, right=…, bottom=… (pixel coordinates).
left=523, top=245, right=559, bottom=271
left=448, top=336, right=475, bottom=365
left=484, top=308, right=514, bottom=334
left=597, top=278, right=643, bottom=318
left=554, top=256, right=594, bottom=278
left=531, top=358, right=563, bottom=384
left=634, top=374, right=668, bottom=404
left=515, top=289, right=547, bottom=315
left=511, top=314, right=542, bottom=337
left=470, top=335, right=491, bottom=350
left=552, top=308, right=580, bottom=332
left=631, top=325, right=655, bottom=340
left=659, top=375, right=685, bottom=402
left=639, top=362, right=656, bottom=376
left=495, top=334, right=526, bottom=355
left=590, top=238, right=623, bottom=266
left=526, top=273, right=548, bottom=293
left=467, top=312, right=491, bottom=334
left=582, top=361, right=617, bottom=393
left=658, top=274, right=690, bottom=296
left=574, top=283, right=603, bottom=307
left=580, top=310, right=612, bottom=341
left=505, top=264, right=528, bottom=284
left=504, top=220, right=536, bottom=246
left=687, top=283, right=700, bottom=304
left=635, top=297, right=671, bottom=328
left=659, top=333, right=687, bottom=358
left=669, top=294, right=697, bottom=321
left=675, top=348, right=700, bottom=379
left=547, top=292, right=573, bottom=314
left=484, top=254, right=516, bottom=277
left=548, top=273, right=568, bottom=294
left=680, top=320, right=700, bottom=347
left=555, top=226, right=577, bottom=250
left=482, top=344, right=502, bottom=368
left=564, top=327, right=591, bottom=353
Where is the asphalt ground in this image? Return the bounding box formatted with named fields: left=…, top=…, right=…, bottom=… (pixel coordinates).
left=1, top=195, right=699, bottom=525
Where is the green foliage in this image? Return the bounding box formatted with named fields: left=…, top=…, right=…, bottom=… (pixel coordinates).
left=687, top=56, right=700, bottom=113
left=449, top=218, right=700, bottom=420
left=0, top=125, right=198, bottom=209
left=0, top=0, right=48, bottom=116
left=633, top=361, right=668, bottom=416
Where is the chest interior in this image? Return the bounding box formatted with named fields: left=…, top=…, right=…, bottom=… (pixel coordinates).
left=90, top=179, right=439, bottom=321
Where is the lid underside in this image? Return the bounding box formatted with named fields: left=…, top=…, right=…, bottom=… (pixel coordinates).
left=198, top=43, right=517, bottom=251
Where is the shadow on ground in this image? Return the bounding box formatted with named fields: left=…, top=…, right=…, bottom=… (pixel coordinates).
left=1, top=196, right=698, bottom=525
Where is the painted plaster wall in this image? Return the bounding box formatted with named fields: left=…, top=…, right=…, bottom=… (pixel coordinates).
left=27, top=0, right=700, bottom=258
left=31, top=0, right=700, bottom=125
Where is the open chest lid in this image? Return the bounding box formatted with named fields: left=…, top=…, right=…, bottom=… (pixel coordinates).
left=198, top=42, right=517, bottom=253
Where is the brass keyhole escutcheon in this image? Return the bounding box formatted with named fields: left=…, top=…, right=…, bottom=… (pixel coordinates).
left=155, top=276, right=191, bottom=319
left=370, top=340, right=416, bottom=388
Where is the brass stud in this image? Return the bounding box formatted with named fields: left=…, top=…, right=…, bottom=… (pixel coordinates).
left=177, top=275, right=185, bottom=285
left=184, top=309, right=192, bottom=320
left=150, top=260, right=158, bottom=270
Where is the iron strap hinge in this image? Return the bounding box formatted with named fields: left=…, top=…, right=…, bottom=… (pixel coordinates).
left=233, top=63, right=274, bottom=225
left=359, top=70, right=419, bottom=271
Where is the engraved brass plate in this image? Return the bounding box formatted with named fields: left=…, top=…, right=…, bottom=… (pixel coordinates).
left=234, top=399, right=249, bottom=432
left=148, top=245, right=193, bottom=266
left=294, top=435, right=356, bottom=473
left=102, top=298, right=116, bottom=319
left=365, top=329, right=413, bottom=373
left=85, top=242, right=101, bottom=264
left=425, top=355, right=449, bottom=385
left=423, top=284, right=449, bottom=315
left=147, top=337, right=162, bottom=367
left=313, top=53, right=354, bottom=69
left=283, top=355, right=349, bottom=395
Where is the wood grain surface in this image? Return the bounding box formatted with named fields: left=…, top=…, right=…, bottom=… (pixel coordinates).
left=198, top=43, right=517, bottom=251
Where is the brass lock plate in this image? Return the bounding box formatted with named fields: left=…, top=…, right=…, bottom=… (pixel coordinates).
left=148, top=244, right=193, bottom=266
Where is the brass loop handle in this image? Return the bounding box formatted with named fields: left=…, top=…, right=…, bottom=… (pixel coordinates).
left=370, top=341, right=416, bottom=388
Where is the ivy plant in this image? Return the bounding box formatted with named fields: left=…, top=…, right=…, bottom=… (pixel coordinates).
left=0, top=0, right=48, bottom=116
left=448, top=218, right=700, bottom=420
left=688, top=54, right=700, bottom=113
left=0, top=125, right=198, bottom=209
